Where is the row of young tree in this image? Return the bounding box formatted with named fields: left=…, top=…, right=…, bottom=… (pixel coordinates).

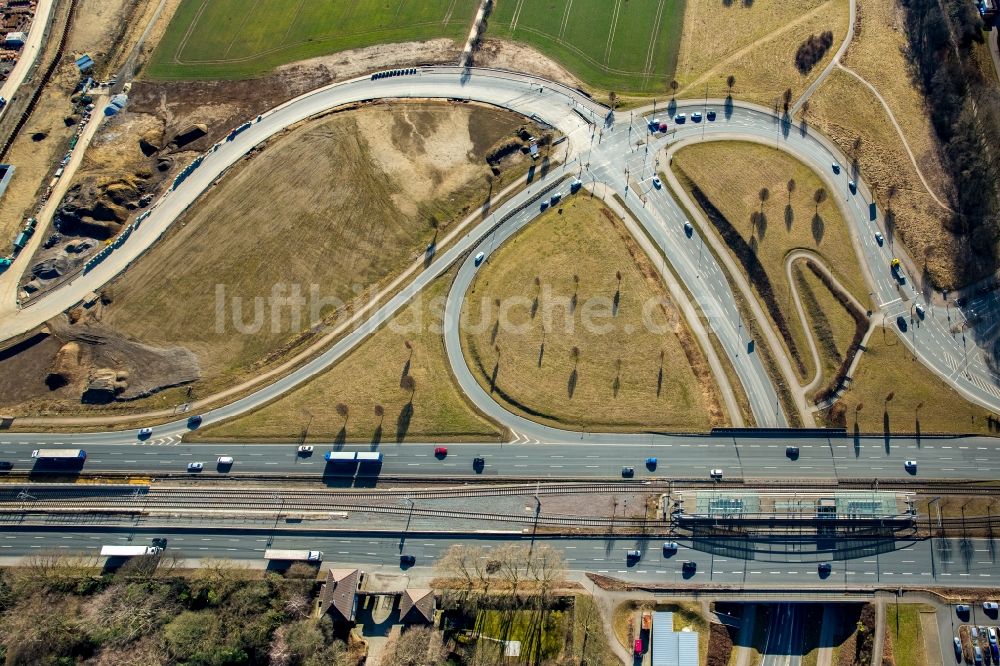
left=900, top=0, right=1000, bottom=278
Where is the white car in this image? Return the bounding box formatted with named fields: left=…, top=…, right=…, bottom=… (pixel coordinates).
left=874, top=231, right=884, bottom=245
left=904, top=460, right=917, bottom=471
left=474, top=251, right=485, bottom=266
left=652, top=176, right=662, bottom=189
left=683, top=220, right=693, bottom=234
left=217, top=456, right=234, bottom=465
left=187, top=462, right=203, bottom=472
left=914, top=303, right=925, bottom=318
left=298, top=445, right=314, bottom=454
left=662, top=541, right=678, bottom=554
left=710, top=469, right=723, bottom=479
left=138, top=427, right=152, bottom=438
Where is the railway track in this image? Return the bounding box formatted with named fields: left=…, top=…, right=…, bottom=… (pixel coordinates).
left=0, top=483, right=659, bottom=528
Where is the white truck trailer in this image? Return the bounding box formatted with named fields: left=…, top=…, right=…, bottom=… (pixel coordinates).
left=100, top=545, right=161, bottom=556
left=264, top=549, right=323, bottom=562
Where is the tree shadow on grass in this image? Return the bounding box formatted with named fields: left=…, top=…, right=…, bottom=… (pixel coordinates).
left=811, top=213, right=825, bottom=244
left=395, top=402, right=413, bottom=443
left=568, top=368, right=578, bottom=399
left=785, top=204, right=794, bottom=231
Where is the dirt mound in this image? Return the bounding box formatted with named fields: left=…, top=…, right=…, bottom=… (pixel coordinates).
left=45, top=341, right=81, bottom=389
left=45, top=315, right=200, bottom=402
left=31, top=256, right=72, bottom=280
left=82, top=368, right=129, bottom=404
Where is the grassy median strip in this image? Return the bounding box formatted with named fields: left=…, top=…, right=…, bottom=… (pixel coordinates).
left=672, top=141, right=865, bottom=386
left=822, top=331, right=998, bottom=435
left=194, top=267, right=503, bottom=443
left=461, top=195, right=722, bottom=432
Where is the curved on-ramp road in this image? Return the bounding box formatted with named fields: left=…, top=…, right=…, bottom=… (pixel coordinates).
left=0, top=67, right=997, bottom=449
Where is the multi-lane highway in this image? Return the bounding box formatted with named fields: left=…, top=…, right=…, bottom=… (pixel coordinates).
left=1, top=526, right=996, bottom=588
left=3, top=435, right=1000, bottom=480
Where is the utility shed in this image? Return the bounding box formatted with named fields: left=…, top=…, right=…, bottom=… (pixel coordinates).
left=652, top=612, right=698, bottom=666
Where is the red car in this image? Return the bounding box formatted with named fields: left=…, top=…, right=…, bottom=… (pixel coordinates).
left=434, top=447, right=448, bottom=457
left=634, top=638, right=643, bottom=655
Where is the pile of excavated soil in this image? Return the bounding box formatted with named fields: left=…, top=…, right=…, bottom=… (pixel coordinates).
left=0, top=312, right=199, bottom=411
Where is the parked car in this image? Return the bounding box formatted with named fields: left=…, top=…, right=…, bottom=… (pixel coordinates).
left=985, top=602, right=1000, bottom=612
left=976, top=646, right=983, bottom=666
left=434, top=447, right=448, bottom=457
left=187, top=462, right=203, bottom=472
left=956, top=636, right=964, bottom=661
left=298, top=445, right=314, bottom=454
left=621, top=466, right=635, bottom=477
left=634, top=639, right=643, bottom=655
left=958, top=604, right=972, bottom=617
left=474, top=252, right=485, bottom=266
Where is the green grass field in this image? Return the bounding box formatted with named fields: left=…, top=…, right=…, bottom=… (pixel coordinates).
left=147, top=0, right=480, bottom=79
left=489, top=0, right=687, bottom=93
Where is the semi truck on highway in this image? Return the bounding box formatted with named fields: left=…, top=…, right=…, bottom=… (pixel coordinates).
left=31, top=448, right=86, bottom=460
left=264, top=549, right=322, bottom=562
left=323, top=451, right=383, bottom=463
left=100, top=545, right=160, bottom=556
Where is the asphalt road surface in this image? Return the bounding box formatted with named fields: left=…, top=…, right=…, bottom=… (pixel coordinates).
left=4, top=435, right=1000, bottom=480
left=1, top=526, right=997, bottom=588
